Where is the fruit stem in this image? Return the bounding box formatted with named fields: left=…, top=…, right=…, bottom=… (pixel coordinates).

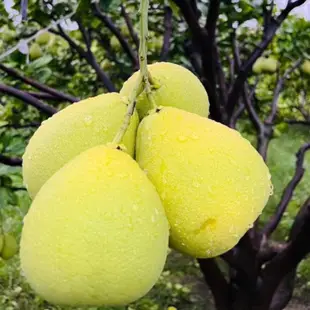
left=112, top=75, right=143, bottom=145
left=113, top=0, right=156, bottom=145
left=139, top=0, right=157, bottom=110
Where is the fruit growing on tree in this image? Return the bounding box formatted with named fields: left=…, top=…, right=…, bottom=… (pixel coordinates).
left=1, top=25, right=15, bottom=42
left=110, top=36, right=121, bottom=50
left=253, top=57, right=278, bottom=74
left=301, top=60, right=310, bottom=75
left=20, top=145, right=169, bottom=306
left=0, top=234, right=18, bottom=260
left=120, top=24, right=130, bottom=37
left=101, top=59, right=113, bottom=71
left=22, top=93, right=139, bottom=198
left=29, top=43, right=43, bottom=60
left=136, top=107, right=272, bottom=258
left=120, top=62, right=210, bottom=119
left=35, top=31, right=51, bottom=45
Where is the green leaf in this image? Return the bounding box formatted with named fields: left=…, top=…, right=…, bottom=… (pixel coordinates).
left=28, top=55, right=53, bottom=70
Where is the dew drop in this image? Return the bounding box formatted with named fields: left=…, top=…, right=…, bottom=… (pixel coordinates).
left=177, top=135, right=188, bottom=142
left=206, top=249, right=211, bottom=256
left=191, top=133, right=199, bottom=140
left=132, top=204, right=138, bottom=211
left=192, top=181, right=201, bottom=188
left=151, top=215, right=156, bottom=223
left=84, top=115, right=93, bottom=125
left=269, top=183, right=274, bottom=196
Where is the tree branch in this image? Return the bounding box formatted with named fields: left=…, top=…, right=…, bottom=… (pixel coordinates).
left=256, top=196, right=310, bottom=309
left=26, top=91, right=64, bottom=101
left=263, top=142, right=310, bottom=237
left=198, top=258, right=230, bottom=310
left=0, top=64, right=78, bottom=103
left=265, top=58, right=303, bottom=125
left=53, top=25, right=116, bottom=92
left=121, top=5, right=139, bottom=49
left=0, top=154, right=22, bottom=166
left=285, top=120, right=310, bottom=126
left=0, top=84, right=57, bottom=115
left=93, top=2, right=138, bottom=68
left=160, top=6, right=173, bottom=61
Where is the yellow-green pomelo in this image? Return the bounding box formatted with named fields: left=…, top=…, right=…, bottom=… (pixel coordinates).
left=20, top=145, right=169, bottom=307
left=262, top=58, right=277, bottom=73
left=301, top=60, right=310, bottom=75
left=136, top=107, right=272, bottom=258
left=253, top=57, right=264, bottom=74
left=35, top=31, right=51, bottom=45
left=1, top=234, right=18, bottom=260
left=29, top=43, right=42, bottom=60
left=120, top=62, right=209, bottom=119
left=23, top=93, right=138, bottom=198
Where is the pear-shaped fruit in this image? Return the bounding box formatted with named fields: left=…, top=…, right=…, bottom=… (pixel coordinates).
left=263, top=58, right=278, bottom=73
left=20, top=145, right=169, bottom=306
left=253, top=57, right=277, bottom=74
left=120, top=62, right=209, bottom=119
left=110, top=36, right=121, bottom=50
left=301, top=60, right=310, bottom=75
left=253, top=57, right=264, bottom=74
left=23, top=93, right=138, bottom=198
left=29, top=43, right=43, bottom=60
left=136, top=107, right=272, bottom=258
left=120, top=24, right=130, bottom=37
left=1, top=234, right=18, bottom=260
left=35, top=32, right=51, bottom=45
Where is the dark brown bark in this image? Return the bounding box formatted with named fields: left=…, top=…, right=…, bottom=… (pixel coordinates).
left=0, top=64, right=78, bottom=103
left=0, top=84, right=57, bottom=115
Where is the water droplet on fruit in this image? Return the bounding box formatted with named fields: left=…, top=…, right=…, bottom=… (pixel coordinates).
left=206, top=249, right=211, bottom=256
left=132, top=204, right=138, bottom=211
left=151, top=215, right=156, bottom=222
left=177, top=135, right=188, bottom=142
left=192, top=181, right=200, bottom=188
left=84, top=115, right=93, bottom=125
left=191, top=133, right=199, bottom=140
left=269, top=183, right=274, bottom=196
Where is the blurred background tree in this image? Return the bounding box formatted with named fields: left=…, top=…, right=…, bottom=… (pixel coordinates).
left=0, top=0, right=310, bottom=309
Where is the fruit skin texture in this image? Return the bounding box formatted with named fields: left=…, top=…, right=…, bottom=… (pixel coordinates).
left=22, top=93, right=138, bottom=198
left=1, top=234, right=18, bottom=260
left=29, top=43, right=42, bottom=60
left=20, top=145, right=169, bottom=307
left=120, top=62, right=209, bottom=119
left=136, top=107, right=272, bottom=258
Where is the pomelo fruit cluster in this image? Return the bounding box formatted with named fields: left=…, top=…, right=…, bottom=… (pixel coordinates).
left=20, top=62, right=272, bottom=307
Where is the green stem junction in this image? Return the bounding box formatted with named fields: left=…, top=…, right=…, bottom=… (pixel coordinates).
left=113, top=0, right=155, bottom=145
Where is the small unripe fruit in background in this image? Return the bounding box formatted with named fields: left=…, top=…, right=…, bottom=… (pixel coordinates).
left=120, top=62, right=209, bottom=119
left=1, top=234, right=18, bottom=260
left=29, top=43, right=43, bottom=60
left=253, top=57, right=277, bottom=74
left=110, top=36, right=121, bottom=50
left=35, top=31, right=51, bottom=45
left=301, top=60, right=310, bottom=75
